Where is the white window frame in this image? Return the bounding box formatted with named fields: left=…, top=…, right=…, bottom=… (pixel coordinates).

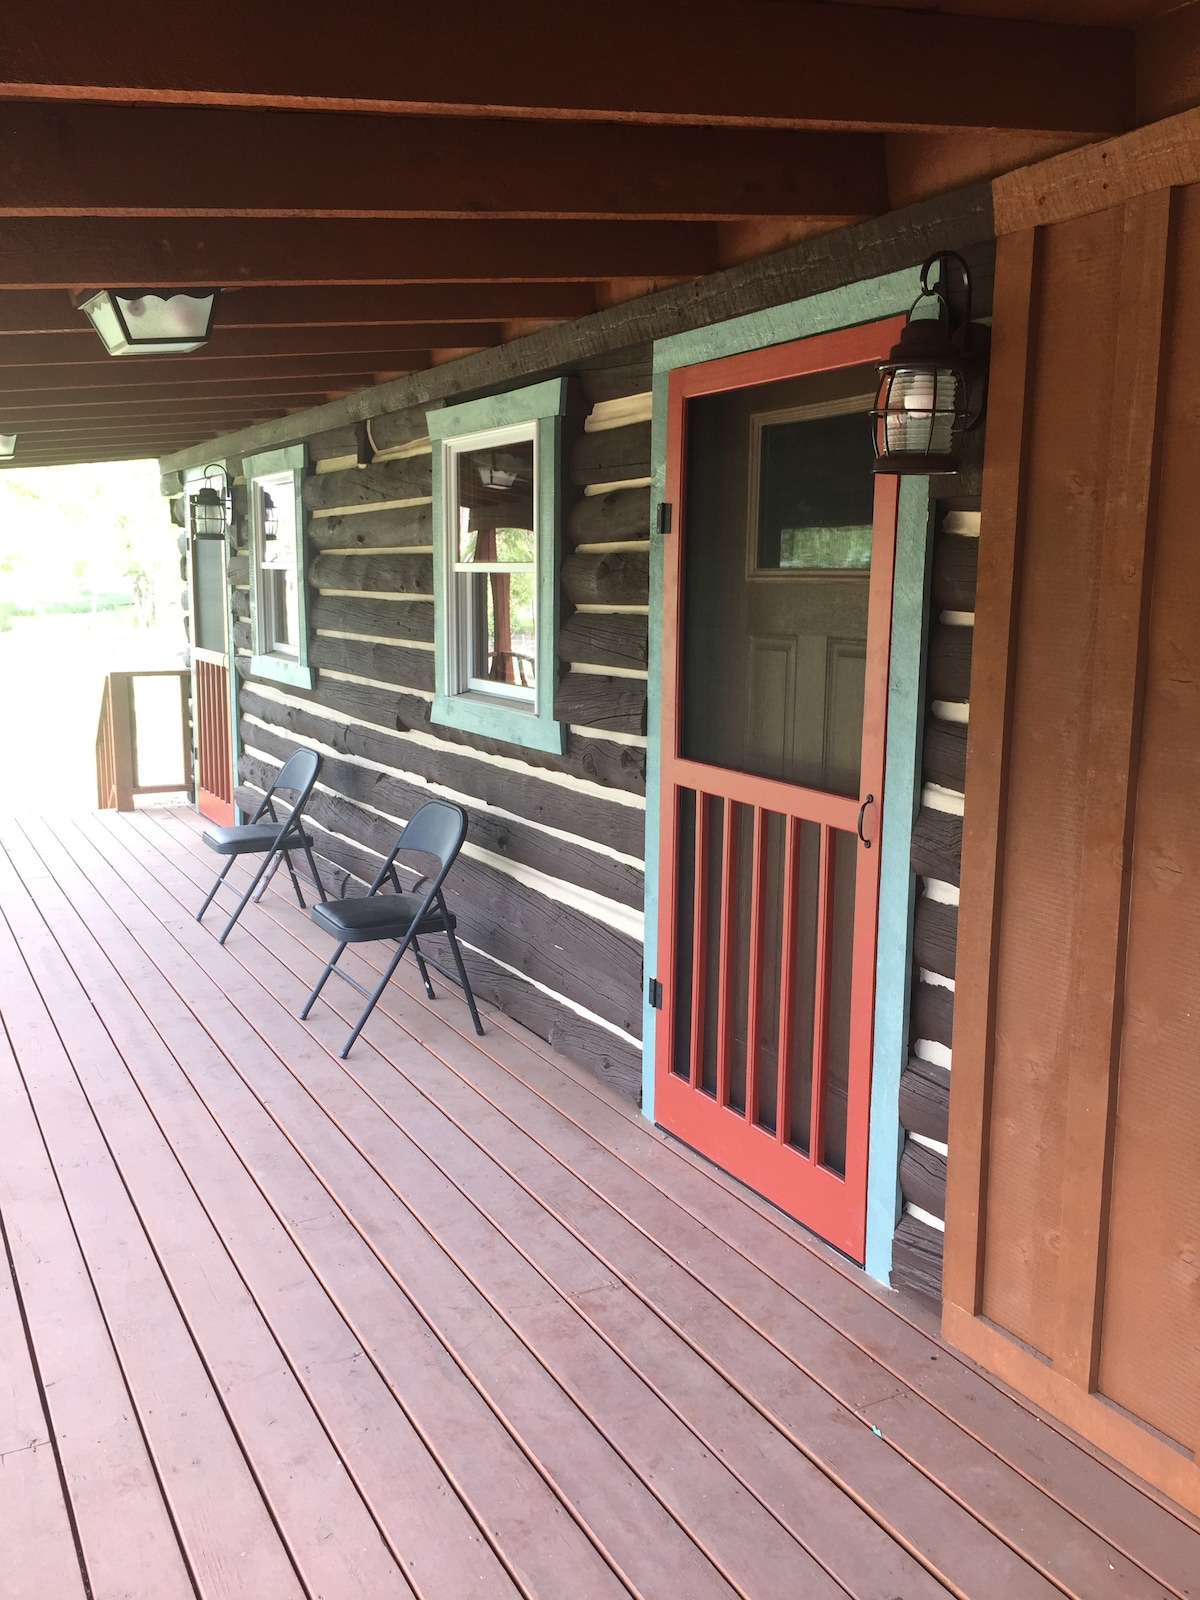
left=244, top=443, right=315, bottom=690
left=429, top=379, right=567, bottom=753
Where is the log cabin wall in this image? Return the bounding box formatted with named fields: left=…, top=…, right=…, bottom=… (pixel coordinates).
left=891, top=502, right=977, bottom=1303
left=220, top=359, right=654, bottom=1105
left=946, top=122, right=1200, bottom=1511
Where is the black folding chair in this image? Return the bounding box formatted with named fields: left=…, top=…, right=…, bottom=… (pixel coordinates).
left=300, top=799, right=484, bottom=1058
left=196, top=747, right=326, bottom=944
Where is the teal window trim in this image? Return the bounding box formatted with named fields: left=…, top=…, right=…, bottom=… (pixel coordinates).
left=244, top=442, right=315, bottom=691
left=429, top=378, right=568, bottom=754
left=643, top=270, right=927, bottom=1280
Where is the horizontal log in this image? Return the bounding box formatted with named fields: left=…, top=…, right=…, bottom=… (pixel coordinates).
left=274, top=777, right=643, bottom=1036
left=910, top=806, right=962, bottom=886
left=308, top=633, right=435, bottom=694
left=890, top=1214, right=943, bottom=1306
left=932, top=531, right=979, bottom=613
left=581, top=360, right=653, bottom=405
left=913, top=894, right=958, bottom=981
left=309, top=503, right=433, bottom=551
left=911, top=979, right=954, bottom=1051
left=923, top=716, right=967, bottom=793
left=559, top=611, right=649, bottom=670
left=900, top=1137, right=947, bottom=1221
left=562, top=549, right=650, bottom=607
left=898, top=1059, right=951, bottom=1145
left=570, top=422, right=651, bottom=487
left=927, top=622, right=973, bottom=703
left=309, top=551, right=433, bottom=596
left=306, top=423, right=360, bottom=462
left=567, top=485, right=652, bottom=548
left=448, top=944, right=642, bottom=1104
left=240, top=688, right=647, bottom=852
left=233, top=618, right=251, bottom=652
left=302, top=456, right=432, bottom=512
left=228, top=553, right=249, bottom=586
left=553, top=672, right=647, bottom=735
left=369, top=402, right=439, bottom=454
left=310, top=592, right=435, bottom=644
left=243, top=726, right=642, bottom=909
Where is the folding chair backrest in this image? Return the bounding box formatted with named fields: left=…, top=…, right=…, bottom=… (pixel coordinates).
left=253, top=747, right=321, bottom=821
left=395, top=799, right=467, bottom=876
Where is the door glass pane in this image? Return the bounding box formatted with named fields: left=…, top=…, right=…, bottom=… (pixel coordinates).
left=192, top=537, right=225, bottom=654
left=820, top=828, right=858, bottom=1177
left=700, top=798, right=725, bottom=1099
left=682, top=366, right=877, bottom=798
left=672, top=788, right=697, bottom=1081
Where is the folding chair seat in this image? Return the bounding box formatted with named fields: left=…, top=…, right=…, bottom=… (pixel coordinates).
left=300, top=798, right=483, bottom=1058
left=196, top=747, right=326, bottom=944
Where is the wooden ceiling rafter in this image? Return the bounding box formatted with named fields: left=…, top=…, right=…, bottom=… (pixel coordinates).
left=2, top=0, right=1132, bottom=136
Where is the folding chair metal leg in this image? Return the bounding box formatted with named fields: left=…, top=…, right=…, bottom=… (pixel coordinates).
left=217, top=849, right=279, bottom=944
left=196, top=856, right=236, bottom=923
left=278, top=846, right=307, bottom=908
left=410, top=935, right=437, bottom=999
left=300, top=940, right=348, bottom=1019
left=253, top=847, right=287, bottom=902
left=300, top=838, right=328, bottom=903
left=339, top=933, right=416, bottom=1059
left=444, top=927, right=485, bottom=1035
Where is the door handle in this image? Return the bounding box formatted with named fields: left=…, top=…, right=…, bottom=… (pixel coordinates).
left=857, top=795, right=875, bottom=848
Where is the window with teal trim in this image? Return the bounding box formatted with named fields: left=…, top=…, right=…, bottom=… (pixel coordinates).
left=244, top=443, right=315, bottom=690
left=429, top=379, right=567, bottom=753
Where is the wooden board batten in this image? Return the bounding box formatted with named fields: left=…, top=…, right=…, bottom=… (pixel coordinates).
left=943, top=226, right=1042, bottom=1323
left=1051, top=187, right=1174, bottom=1390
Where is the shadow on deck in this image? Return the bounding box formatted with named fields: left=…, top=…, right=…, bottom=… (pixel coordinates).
left=1, top=806, right=1197, bottom=1600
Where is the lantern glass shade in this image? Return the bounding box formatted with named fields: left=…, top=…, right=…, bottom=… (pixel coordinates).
left=0, top=434, right=15, bottom=459
left=77, top=289, right=218, bottom=356
left=873, top=362, right=967, bottom=473
left=191, top=484, right=227, bottom=538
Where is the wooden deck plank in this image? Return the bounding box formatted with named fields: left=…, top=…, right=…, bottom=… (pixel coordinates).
left=0, top=850, right=305, bottom=1600
left=151, top=804, right=1200, bottom=1600
left=0, top=834, right=414, bottom=1600
left=126, top=822, right=1069, bottom=1600
left=157, top=807, right=1200, bottom=1600
left=61, top=810, right=742, bottom=1600
left=148, top=812, right=1184, bottom=1600
left=0, top=1020, right=193, bottom=1600
left=6, top=819, right=521, bottom=1600
left=21, top=816, right=626, bottom=1600
left=0, top=1066, right=90, bottom=1600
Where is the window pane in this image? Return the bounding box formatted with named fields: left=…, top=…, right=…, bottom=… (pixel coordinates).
left=259, top=473, right=300, bottom=656
left=464, top=569, right=537, bottom=690
left=456, top=441, right=535, bottom=564
left=755, top=409, right=874, bottom=572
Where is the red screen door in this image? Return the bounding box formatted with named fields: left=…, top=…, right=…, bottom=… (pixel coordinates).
left=189, top=524, right=235, bottom=826
left=655, top=319, right=902, bottom=1262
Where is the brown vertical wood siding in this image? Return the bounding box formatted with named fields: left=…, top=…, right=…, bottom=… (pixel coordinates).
left=947, top=166, right=1200, bottom=1512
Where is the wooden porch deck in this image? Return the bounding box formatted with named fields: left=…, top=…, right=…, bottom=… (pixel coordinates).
left=1, top=807, right=1197, bottom=1600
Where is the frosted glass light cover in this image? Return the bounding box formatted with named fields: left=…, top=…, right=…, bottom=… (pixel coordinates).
left=883, top=366, right=961, bottom=456
left=78, top=290, right=217, bottom=355
left=0, top=434, right=15, bottom=458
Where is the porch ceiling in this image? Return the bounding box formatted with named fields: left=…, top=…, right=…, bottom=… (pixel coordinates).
left=0, top=0, right=1189, bottom=467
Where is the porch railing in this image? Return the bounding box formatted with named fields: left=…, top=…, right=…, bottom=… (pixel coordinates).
left=95, top=669, right=193, bottom=811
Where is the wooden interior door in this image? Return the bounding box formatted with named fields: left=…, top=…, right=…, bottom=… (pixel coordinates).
left=189, top=520, right=235, bottom=826
left=655, top=320, right=902, bottom=1262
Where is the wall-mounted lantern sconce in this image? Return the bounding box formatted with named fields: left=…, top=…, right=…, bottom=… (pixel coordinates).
left=871, top=253, right=985, bottom=474
left=191, top=464, right=231, bottom=539
left=76, top=289, right=219, bottom=356
left=261, top=489, right=278, bottom=541
left=0, top=434, right=16, bottom=460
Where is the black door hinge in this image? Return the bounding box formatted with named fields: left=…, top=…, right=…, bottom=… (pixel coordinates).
left=657, top=501, right=673, bottom=536
left=648, top=977, right=664, bottom=1009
